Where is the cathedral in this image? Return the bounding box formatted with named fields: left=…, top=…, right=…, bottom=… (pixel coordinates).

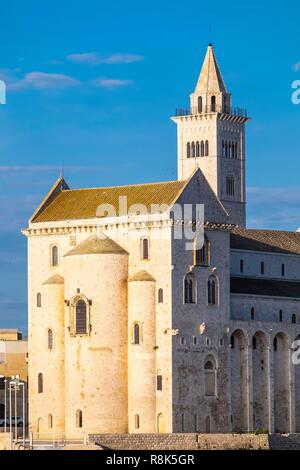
left=23, top=44, right=300, bottom=438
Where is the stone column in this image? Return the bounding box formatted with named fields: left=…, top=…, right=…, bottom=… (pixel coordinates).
left=267, top=345, right=274, bottom=433
left=247, top=342, right=253, bottom=432
left=289, top=345, right=295, bottom=432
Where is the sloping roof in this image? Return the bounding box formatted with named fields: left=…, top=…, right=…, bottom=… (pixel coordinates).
left=128, top=270, right=156, bottom=282
left=230, top=227, right=300, bottom=255
left=30, top=177, right=69, bottom=222
left=195, top=44, right=227, bottom=94
left=32, top=180, right=187, bottom=223
left=64, top=235, right=128, bottom=256
left=231, top=276, right=300, bottom=298
left=43, top=274, right=65, bottom=285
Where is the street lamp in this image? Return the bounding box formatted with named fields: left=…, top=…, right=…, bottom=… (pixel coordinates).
left=9, top=375, right=25, bottom=449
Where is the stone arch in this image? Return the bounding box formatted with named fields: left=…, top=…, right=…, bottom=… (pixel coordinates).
left=273, top=332, right=290, bottom=433
left=157, top=413, right=166, bottom=434
left=230, top=329, right=248, bottom=432
left=204, top=354, right=217, bottom=397
left=252, top=331, right=269, bottom=431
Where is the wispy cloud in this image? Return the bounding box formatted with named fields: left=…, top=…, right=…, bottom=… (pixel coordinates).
left=0, top=165, right=113, bottom=173
left=93, top=78, right=133, bottom=89
left=247, top=186, right=300, bottom=230
left=0, top=69, right=79, bottom=91
left=293, top=62, right=300, bottom=72
left=10, top=71, right=79, bottom=90
left=67, top=52, right=144, bottom=66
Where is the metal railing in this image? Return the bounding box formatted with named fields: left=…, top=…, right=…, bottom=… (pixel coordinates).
left=174, top=105, right=247, bottom=118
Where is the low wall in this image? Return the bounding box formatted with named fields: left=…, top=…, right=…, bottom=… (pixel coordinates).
left=198, top=433, right=269, bottom=450
left=0, top=433, right=11, bottom=450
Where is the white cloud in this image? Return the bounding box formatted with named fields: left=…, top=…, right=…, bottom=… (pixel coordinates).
left=9, top=71, right=79, bottom=91
left=293, top=62, right=300, bottom=72
left=93, top=78, right=133, bottom=89
left=0, top=68, right=79, bottom=91
left=67, top=52, right=144, bottom=66
left=247, top=186, right=300, bottom=230
left=0, top=165, right=114, bottom=173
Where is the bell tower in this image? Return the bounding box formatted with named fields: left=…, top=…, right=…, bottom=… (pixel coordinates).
left=171, top=44, right=249, bottom=227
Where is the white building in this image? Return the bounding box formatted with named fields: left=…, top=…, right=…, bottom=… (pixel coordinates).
left=23, top=44, right=300, bottom=438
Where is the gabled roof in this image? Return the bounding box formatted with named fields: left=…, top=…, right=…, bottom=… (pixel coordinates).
left=30, top=177, right=69, bottom=222
left=64, top=235, right=128, bottom=256
left=231, top=227, right=300, bottom=255
left=32, top=180, right=187, bottom=223
left=195, top=44, right=227, bottom=94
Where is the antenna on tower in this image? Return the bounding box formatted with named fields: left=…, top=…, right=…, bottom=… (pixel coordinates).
left=208, top=25, right=213, bottom=46
left=60, top=160, right=65, bottom=179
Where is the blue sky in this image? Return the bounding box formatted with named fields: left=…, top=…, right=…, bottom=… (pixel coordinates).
left=0, top=0, right=299, bottom=333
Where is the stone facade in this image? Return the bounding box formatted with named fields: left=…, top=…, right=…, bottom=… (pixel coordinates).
left=24, top=44, right=300, bottom=439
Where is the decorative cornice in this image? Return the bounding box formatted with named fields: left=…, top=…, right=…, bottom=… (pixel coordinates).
left=22, top=219, right=234, bottom=237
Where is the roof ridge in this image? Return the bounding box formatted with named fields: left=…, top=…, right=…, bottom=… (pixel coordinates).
left=235, top=227, right=299, bottom=235
left=64, top=179, right=186, bottom=193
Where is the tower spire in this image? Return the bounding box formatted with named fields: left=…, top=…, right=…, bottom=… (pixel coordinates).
left=195, top=44, right=227, bottom=94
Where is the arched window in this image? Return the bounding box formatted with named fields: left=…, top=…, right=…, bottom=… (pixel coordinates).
left=184, top=273, right=196, bottom=304
left=47, top=329, right=53, bottom=350
left=48, top=414, right=53, bottom=429
left=228, top=142, right=232, bottom=158
left=75, top=300, right=87, bottom=334
left=187, top=142, right=191, bottom=158
left=76, top=409, right=83, bottom=428
left=133, top=323, right=141, bottom=345
left=198, top=96, right=202, bottom=113
left=222, top=141, right=225, bottom=156
left=196, top=141, right=200, bottom=157
left=51, top=245, right=59, bottom=267
left=225, top=141, right=228, bottom=157
left=211, top=95, right=216, bottom=112
left=38, top=373, right=43, bottom=393
left=273, top=337, right=277, bottom=351
left=205, top=140, right=209, bottom=156
left=230, top=335, right=235, bottom=348
left=142, top=238, right=149, bottom=260
left=223, top=95, right=227, bottom=113
left=191, top=141, right=196, bottom=158
left=251, top=307, right=255, bottom=321
left=157, top=371, right=163, bottom=391
left=207, top=275, right=218, bottom=306
left=232, top=142, right=236, bottom=158
left=235, top=142, right=238, bottom=158
left=158, top=288, right=164, bottom=303
left=292, top=314, right=297, bottom=324
left=226, top=176, right=235, bottom=196
left=204, top=357, right=216, bottom=396
left=200, top=140, right=204, bottom=157
left=240, top=259, right=244, bottom=273
left=37, top=293, right=42, bottom=308
left=252, top=336, right=257, bottom=350
left=134, top=414, right=140, bottom=429
left=279, top=309, right=283, bottom=322
left=195, top=235, right=210, bottom=266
